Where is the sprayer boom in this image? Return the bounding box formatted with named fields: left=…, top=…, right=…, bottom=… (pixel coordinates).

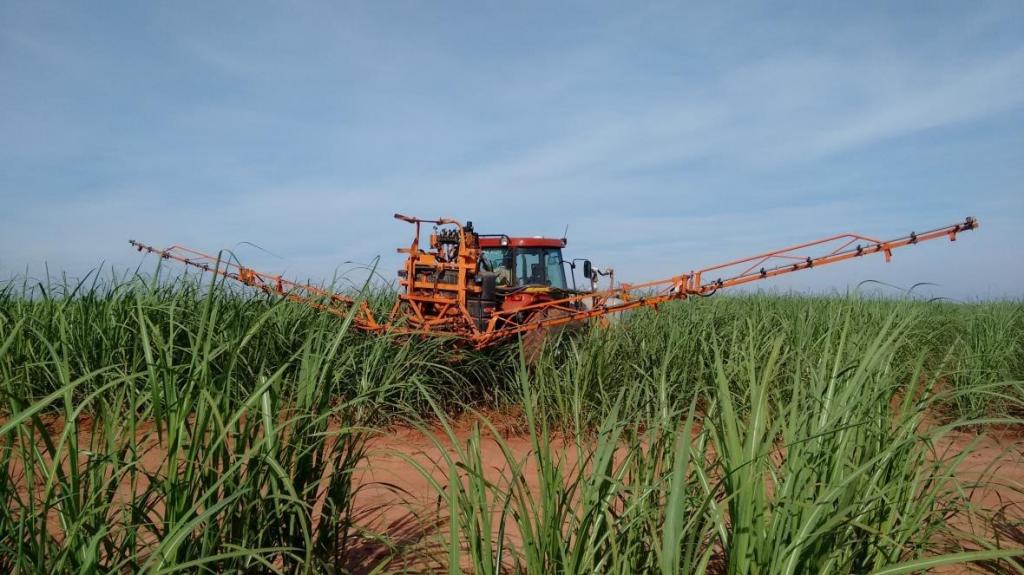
left=130, top=216, right=978, bottom=349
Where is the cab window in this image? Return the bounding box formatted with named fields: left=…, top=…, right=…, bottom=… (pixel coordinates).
left=481, top=247, right=508, bottom=273
left=481, top=247, right=512, bottom=286
left=514, top=248, right=567, bottom=289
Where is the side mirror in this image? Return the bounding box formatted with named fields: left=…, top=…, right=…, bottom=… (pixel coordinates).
left=582, top=260, right=593, bottom=280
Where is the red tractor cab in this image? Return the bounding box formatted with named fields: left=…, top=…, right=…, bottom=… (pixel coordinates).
left=478, top=236, right=570, bottom=290
left=477, top=235, right=588, bottom=317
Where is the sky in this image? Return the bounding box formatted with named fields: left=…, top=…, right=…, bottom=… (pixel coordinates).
left=2, top=1, right=1022, bottom=299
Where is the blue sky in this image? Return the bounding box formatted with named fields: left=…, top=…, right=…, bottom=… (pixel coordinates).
left=2, top=2, right=1022, bottom=298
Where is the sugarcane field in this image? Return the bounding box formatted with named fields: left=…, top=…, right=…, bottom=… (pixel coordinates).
left=2, top=2, right=1023, bottom=574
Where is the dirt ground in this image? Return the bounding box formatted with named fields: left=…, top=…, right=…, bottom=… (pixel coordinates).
left=346, top=416, right=1024, bottom=573
left=6, top=413, right=1023, bottom=573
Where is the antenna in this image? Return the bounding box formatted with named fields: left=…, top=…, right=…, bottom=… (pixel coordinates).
left=561, top=223, right=569, bottom=245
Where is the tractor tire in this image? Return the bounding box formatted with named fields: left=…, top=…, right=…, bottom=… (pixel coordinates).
left=520, top=307, right=581, bottom=364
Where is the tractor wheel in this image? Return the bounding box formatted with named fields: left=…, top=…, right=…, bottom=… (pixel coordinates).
left=520, top=308, right=578, bottom=364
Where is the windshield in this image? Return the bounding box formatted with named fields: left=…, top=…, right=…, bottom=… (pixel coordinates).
left=513, top=248, right=566, bottom=289
left=481, top=246, right=567, bottom=289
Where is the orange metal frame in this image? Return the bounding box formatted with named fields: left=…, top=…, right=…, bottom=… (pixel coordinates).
left=387, top=214, right=484, bottom=333
left=130, top=215, right=978, bottom=349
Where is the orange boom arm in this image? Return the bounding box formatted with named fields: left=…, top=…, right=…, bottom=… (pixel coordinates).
left=469, top=217, right=979, bottom=347
left=128, top=241, right=382, bottom=332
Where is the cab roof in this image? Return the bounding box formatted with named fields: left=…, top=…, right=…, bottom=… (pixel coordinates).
left=479, top=236, right=566, bottom=249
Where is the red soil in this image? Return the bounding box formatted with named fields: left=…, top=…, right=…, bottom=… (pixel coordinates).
left=347, top=415, right=1024, bottom=572
left=6, top=413, right=1023, bottom=573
